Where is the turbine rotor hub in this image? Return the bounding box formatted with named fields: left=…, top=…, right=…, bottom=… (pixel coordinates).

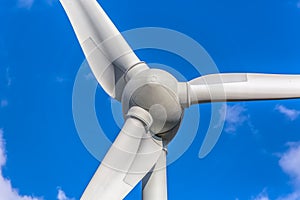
left=122, top=69, right=183, bottom=143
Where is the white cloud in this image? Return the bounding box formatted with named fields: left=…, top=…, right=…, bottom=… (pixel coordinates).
left=0, top=129, right=42, bottom=200
left=17, top=0, right=34, bottom=9
left=5, top=67, right=12, bottom=87
left=57, top=188, right=74, bottom=200
left=257, top=197, right=270, bottom=200
left=252, top=143, right=300, bottom=200
left=0, top=130, right=75, bottom=199
left=278, top=143, right=300, bottom=200
left=219, top=104, right=249, bottom=133
left=0, top=129, right=6, bottom=168
left=254, top=195, right=270, bottom=200
left=275, top=105, right=300, bottom=121
left=252, top=189, right=270, bottom=200
left=279, top=143, right=300, bottom=187
left=277, top=192, right=300, bottom=200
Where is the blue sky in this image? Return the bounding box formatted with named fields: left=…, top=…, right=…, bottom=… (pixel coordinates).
left=1, top=0, right=300, bottom=199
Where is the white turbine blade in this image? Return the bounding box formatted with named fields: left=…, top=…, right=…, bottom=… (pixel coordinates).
left=189, top=73, right=300, bottom=104
left=60, top=0, right=147, bottom=100
left=142, top=150, right=168, bottom=200
left=81, top=110, right=163, bottom=200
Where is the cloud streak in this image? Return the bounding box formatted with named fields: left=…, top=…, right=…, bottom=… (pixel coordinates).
left=253, top=194, right=270, bottom=200
left=0, top=129, right=42, bottom=200
left=252, top=142, right=300, bottom=200
left=5, top=67, right=12, bottom=87
left=219, top=104, right=249, bottom=133
left=251, top=188, right=270, bottom=200
left=277, top=192, right=300, bottom=200
left=278, top=143, right=300, bottom=200
left=0, top=129, right=75, bottom=200
left=275, top=105, right=300, bottom=121
left=278, top=143, right=300, bottom=193
left=57, top=188, right=75, bottom=200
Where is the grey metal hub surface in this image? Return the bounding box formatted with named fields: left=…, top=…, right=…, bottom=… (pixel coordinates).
left=122, top=69, right=184, bottom=142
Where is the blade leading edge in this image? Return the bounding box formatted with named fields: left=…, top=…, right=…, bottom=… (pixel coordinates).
left=187, top=73, right=300, bottom=158
left=60, top=0, right=148, bottom=100
left=81, top=107, right=163, bottom=200
left=189, top=73, right=300, bottom=104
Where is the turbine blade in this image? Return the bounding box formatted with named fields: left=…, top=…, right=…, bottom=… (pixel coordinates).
left=142, top=150, right=168, bottom=200
left=81, top=107, right=163, bottom=200
left=189, top=73, right=300, bottom=104
left=60, top=0, right=148, bottom=100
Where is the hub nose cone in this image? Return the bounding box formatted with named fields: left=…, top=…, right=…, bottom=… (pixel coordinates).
left=122, top=69, right=184, bottom=141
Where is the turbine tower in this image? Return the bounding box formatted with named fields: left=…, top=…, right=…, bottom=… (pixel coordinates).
left=59, top=0, right=300, bottom=199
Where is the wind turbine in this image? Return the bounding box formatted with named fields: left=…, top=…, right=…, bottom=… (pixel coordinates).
left=59, top=0, right=300, bottom=199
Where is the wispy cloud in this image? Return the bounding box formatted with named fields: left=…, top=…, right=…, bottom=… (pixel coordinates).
left=17, top=0, right=34, bottom=9
left=55, top=76, right=67, bottom=83
left=277, top=192, right=300, bottom=200
left=277, top=142, right=300, bottom=200
left=251, top=188, right=270, bottom=200
left=0, top=129, right=75, bottom=199
left=255, top=196, right=270, bottom=200
left=0, top=129, right=42, bottom=200
left=252, top=142, right=300, bottom=200
left=0, top=130, right=6, bottom=168
left=253, top=193, right=270, bottom=200
left=5, top=67, right=12, bottom=87
left=279, top=142, right=300, bottom=187
left=275, top=105, right=300, bottom=121
left=57, top=188, right=74, bottom=200
left=55, top=74, right=73, bottom=84
left=219, top=104, right=249, bottom=133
